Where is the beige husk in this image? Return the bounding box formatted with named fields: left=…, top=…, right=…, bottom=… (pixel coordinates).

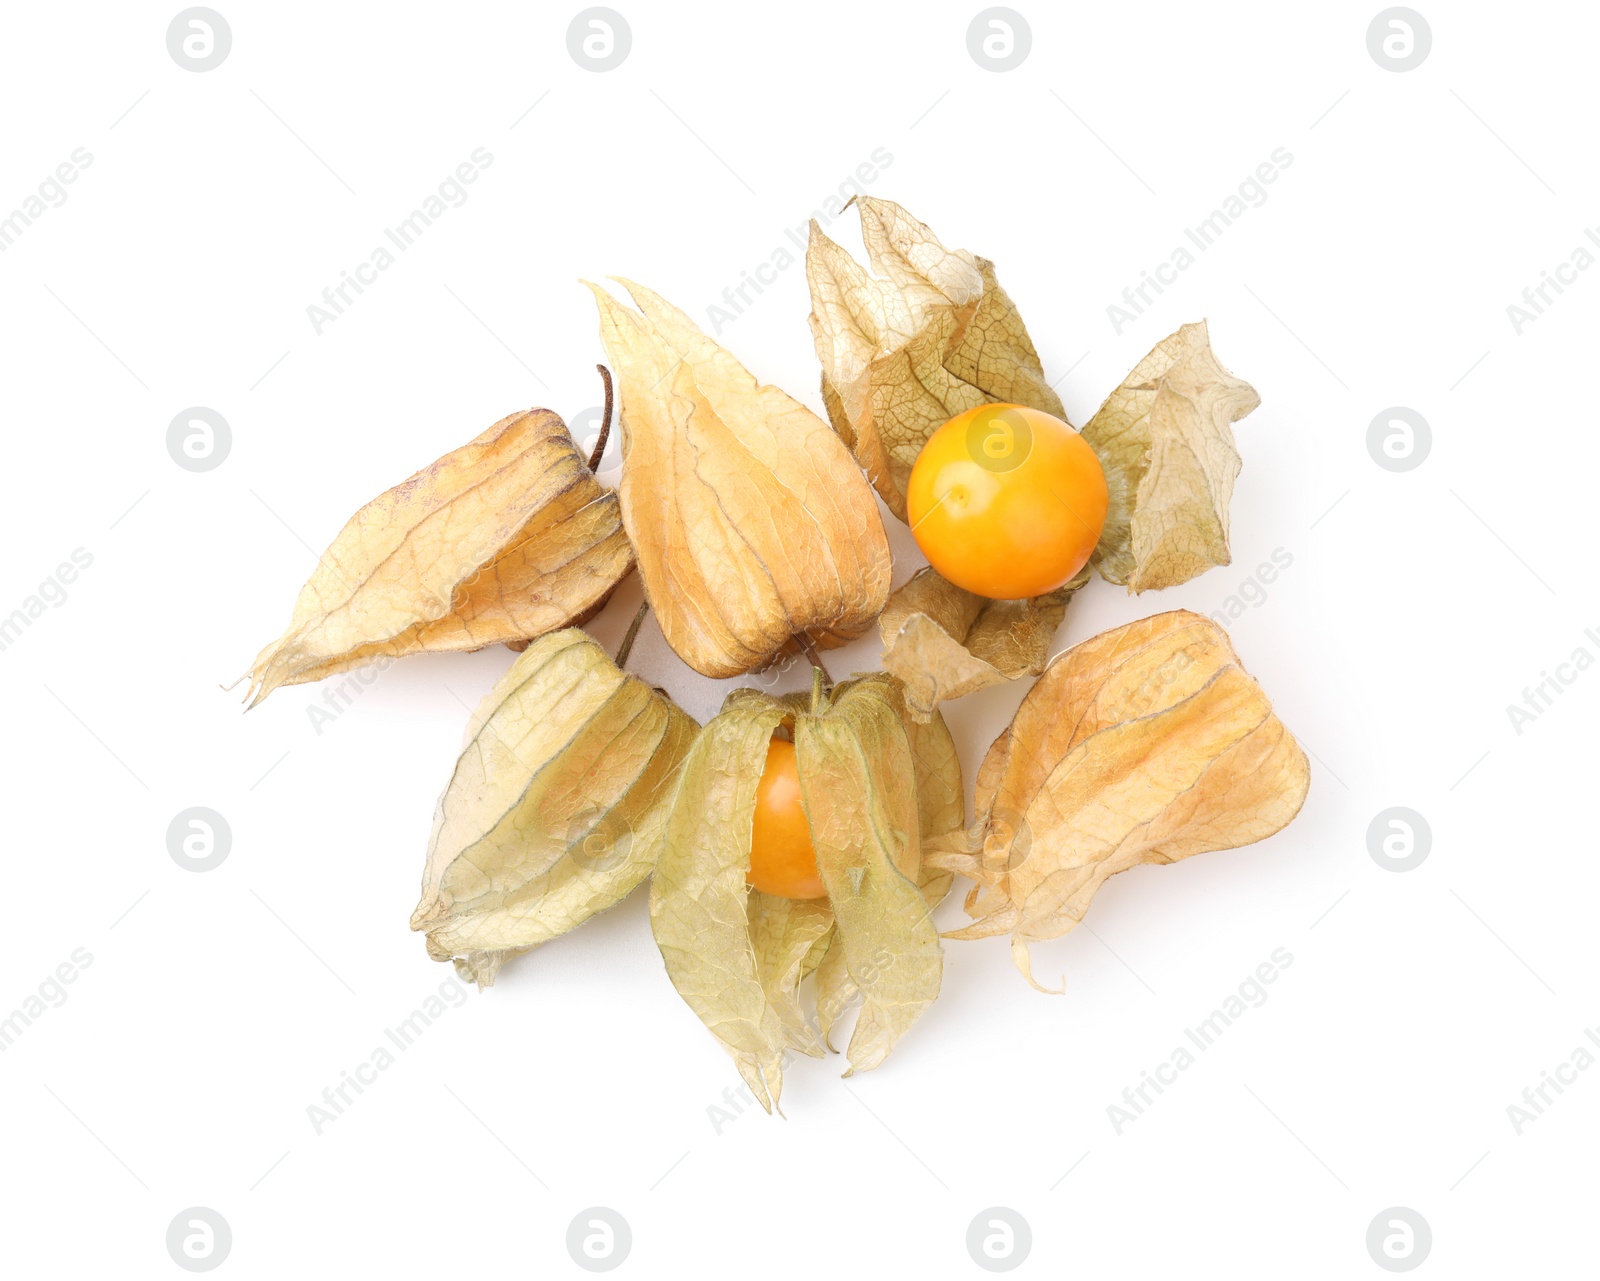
left=588, top=279, right=892, bottom=679
left=245, top=410, right=631, bottom=704
left=929, top=611, right=1310, bottom=989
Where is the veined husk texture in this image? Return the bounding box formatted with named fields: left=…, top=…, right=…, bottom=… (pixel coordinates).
left=245, top=409, right=631, bottom=704
left=1083, top=321, right=1261, bottom=592
left=588, top=277, right=892, bottom=679
left=806, top=197, right=1063, bottom=522
left=412, top=629, right=697, bottom=986
left=805, top=196, right=1263, bottom=598
left=650, top=675, right=961, bottom=1112
left=879, top=565, right=1091, bottom=721
left=930, top=611, right=1309, bottom=989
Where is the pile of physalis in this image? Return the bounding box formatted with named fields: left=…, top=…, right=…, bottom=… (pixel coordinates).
left=242, top=199, right=1310, bottom=1113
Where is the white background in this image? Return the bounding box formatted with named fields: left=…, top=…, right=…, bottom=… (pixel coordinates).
left=2, top=1, right=1595, bottom=1275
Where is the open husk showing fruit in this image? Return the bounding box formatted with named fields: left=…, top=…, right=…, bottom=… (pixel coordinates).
left=805, top=198, right=1265, bottom=723
left=650, top=674, right=960, bottom=1111
left=805, top=197, right=1065, bottom=521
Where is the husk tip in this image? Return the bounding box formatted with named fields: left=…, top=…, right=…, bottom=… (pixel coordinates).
left=1013, top=939, right=1065, bottom=995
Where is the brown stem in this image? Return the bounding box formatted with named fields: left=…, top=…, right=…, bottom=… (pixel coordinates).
left=795, top=632, right=833, bottom=692
left=614, top=599, right=649, bottom=669
left=587, top=364, right=614, bottom=471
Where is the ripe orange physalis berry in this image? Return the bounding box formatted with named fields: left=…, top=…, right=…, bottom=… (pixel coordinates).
left=748, top=736, right=825, bottom=900
left=906, top=403, right=1109, bottom=600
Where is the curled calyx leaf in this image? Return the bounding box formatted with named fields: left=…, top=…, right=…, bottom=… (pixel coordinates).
left=649, top=675, right=954, bottom=1111
left=879, top=565, right=1091, bottom=721
left=806, top=196, right=1063, bottom=521
left=929, top=611, right=1309, bottom=990
left=587, top=278, right=891, bottom=679
left=1082, top=321, right=1261, bottom=592
left=244, top=410, right=632, bottom=704
left=411, top=628, right=696, bottom=987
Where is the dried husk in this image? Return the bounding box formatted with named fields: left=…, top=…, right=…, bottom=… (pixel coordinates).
left=245, top=410, right=632, bottom=704
left=1083, top=322, right=1261, bottom=592
left=750, top=894, right=834, bottom=1059
left=805, top=196, right=1093, bottom=714
left=805, top=197, right=1064, bottom=521
left=811, top=694, right=961, bottom=1049
left=650, top=675, right=952, bottom=1109
left=587, top=279, right=891, bottom=679
left=879, top=566, right=1091, bottom=720
left=930, top=611, right=1309, bottom=989
left=411, top=629, right=696, bottom=985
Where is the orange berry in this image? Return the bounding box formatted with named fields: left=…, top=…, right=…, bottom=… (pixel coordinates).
left=906, top=404, right=1108, bottom=600
left=748, top=738, right=825, bottom=900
